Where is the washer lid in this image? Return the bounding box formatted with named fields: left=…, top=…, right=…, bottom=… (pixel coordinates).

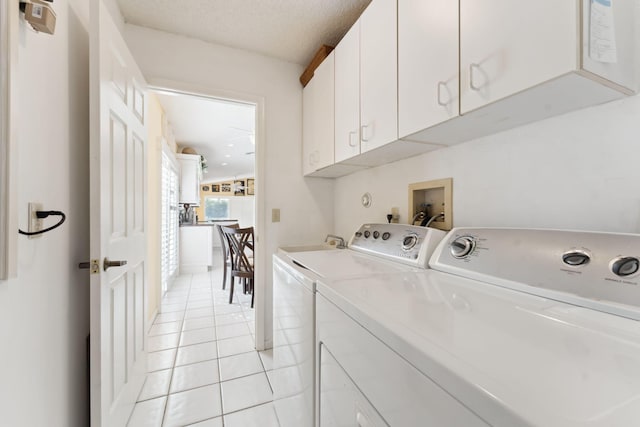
left=316, top=270, right=640, bottom=427
left=288, top=249, right=419, bottom=280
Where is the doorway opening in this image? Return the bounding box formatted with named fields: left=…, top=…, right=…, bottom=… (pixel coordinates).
left=148, top=84, right=264, bottom=349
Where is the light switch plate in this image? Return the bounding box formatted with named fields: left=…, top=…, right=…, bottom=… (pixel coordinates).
left=272, top=208, right=280, bottom=223
left=28, top=202, right=43, bottom=239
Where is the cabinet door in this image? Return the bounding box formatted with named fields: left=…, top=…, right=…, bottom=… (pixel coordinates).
left=334, top=23, right=361, bottom=163
left=302, top=74, right=317, bottom=176
left=398, top=0, right=459, bottom=138
left=360, top=0, right=398, bottom=153
left=460, top=0, right=576, bottom=114
left=178, top=154, right=201, bottom=204
left=302, top=53, right=335, bottom=176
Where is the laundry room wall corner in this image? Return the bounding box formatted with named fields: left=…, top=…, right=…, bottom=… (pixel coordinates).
left=0, top=0, right=91, bottom=425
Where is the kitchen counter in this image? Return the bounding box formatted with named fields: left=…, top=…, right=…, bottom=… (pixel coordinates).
left=180, top=220, right=239, bottom=227
left=180, top=226, right=213, bottom=273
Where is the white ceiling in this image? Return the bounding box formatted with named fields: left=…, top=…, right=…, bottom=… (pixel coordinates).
left=155, top=91, right=256, bottom=183
left=116, top=0, right=371, bottom=65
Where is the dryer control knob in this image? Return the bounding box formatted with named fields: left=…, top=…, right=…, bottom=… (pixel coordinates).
left=611, top=257, right=640, bottom=277
left=562, top=251, right=591, bottom=266
left=450, top=236, right=476, bottom=259
left=373, top=231, right=380, bottom=239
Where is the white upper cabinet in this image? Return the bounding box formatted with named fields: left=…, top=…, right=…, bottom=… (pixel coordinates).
left=398, top=0, right=459, bottom=139
left=459, top=0, right=577, bottom=114
left=359, top=0, right=398, bottom=153
left=303, top=0, right=636, bottom=177
left=302, top=52, right=335, bottom=176
left=176, top=153, right=201, bottom=205
left=410, top=0, right=636, bottom=145
left=334, top=23, right=361, bottom=163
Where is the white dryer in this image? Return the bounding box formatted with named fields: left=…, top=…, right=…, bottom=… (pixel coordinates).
left=272, top=223, right=446, bottom=427
left=316, top=228, right=640, bottom=426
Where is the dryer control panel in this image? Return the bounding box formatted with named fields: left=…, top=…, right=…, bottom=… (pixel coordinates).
left=349, top=223, right=446, bottom=268
left=430, top=228, right=640, bottom=321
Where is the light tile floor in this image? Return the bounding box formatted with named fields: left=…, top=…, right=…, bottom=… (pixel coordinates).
left=127, top=268, right=280, bottom=427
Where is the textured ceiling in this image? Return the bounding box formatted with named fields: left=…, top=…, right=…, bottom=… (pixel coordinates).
left=116, top=0, right=371, bottom=65
left=156, top=91, right=256, bottom=183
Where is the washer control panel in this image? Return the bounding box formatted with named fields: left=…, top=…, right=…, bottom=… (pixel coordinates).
left=349, top=223, right=446, bottom=268
left=431, top=228, right=640, bottom=320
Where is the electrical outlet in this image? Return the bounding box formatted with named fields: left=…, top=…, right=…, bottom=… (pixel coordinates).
left=28, top=202, right=43, bottom=239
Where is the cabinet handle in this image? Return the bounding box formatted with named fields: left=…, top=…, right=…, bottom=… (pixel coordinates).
left=348, top=131, right=358, bottom=147
left=469, top=63, right=483, bottom=91
left=361, top=125, right=371, bottom=142
left=437, top=81, right=449, bottom=106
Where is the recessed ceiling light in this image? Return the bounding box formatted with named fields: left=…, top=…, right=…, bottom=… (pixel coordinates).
left=227, top=143, right=234, bottom=147
left=221, top=162, right=228, bottom=166
left=225, top=154, right=231, bottom=158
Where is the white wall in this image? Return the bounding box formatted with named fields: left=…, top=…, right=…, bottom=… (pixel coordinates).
left=0, top=1, right=90, bottom=425
left=334, top=93, right=640, bottom=238
left=123, top=25, right=335, bottom=346
left=228, top=196, right=255, bottom=229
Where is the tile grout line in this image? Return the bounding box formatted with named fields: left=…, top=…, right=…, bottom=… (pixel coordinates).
left=136, top=268, right=266, bottom=426
left=159, top=273, right=193, bottom=427
left=211, top=268, right=227, bottom=425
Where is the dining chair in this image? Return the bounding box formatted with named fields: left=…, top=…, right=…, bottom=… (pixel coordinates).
left=221, top=226, right=255, bottom=307
left=216, top=223, right=239, bottom=290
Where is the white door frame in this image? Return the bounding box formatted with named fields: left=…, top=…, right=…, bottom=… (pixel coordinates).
left=148, top=78, right=267, bottom=350
left=0, top=0, right=18, bottom=280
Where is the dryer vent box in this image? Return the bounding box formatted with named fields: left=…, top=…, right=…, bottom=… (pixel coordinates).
left=408, top=178, right=453, bottom=231
left=24, top=2, right=56, bottom=35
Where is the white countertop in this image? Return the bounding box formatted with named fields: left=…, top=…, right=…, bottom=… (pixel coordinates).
left=317, top=270, right=640, bottom=427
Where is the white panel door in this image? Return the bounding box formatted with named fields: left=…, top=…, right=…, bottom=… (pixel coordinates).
left=460, top=0, right=577, bottom=114
left=398, top=0, right=459, bottom=138
left=360, top=0, right=398, bottom=153
left=334, top=23, right=360, bottom=163
left=90, top=1, right=148, bottom=425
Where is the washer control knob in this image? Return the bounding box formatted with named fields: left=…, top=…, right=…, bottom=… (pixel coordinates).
left=355, top=232, right=363, bottom=238
left=612, top=257, right=640, bottom=277
left=363, top=230, right=371, bottom=238
left=450, top=236, right=476, bottom=259
left=562, top=251, right=591, bottom=267
left=402, top=234, right=418, bottom=251
left=382, top=232, right=391, bottom=240
left=373, top=231, right=380, bottom=239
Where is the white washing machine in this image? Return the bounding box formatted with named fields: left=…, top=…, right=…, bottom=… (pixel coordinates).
left=272, top=223, right=446, bottom=427
left=316, top=228, right=640, bottom=426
